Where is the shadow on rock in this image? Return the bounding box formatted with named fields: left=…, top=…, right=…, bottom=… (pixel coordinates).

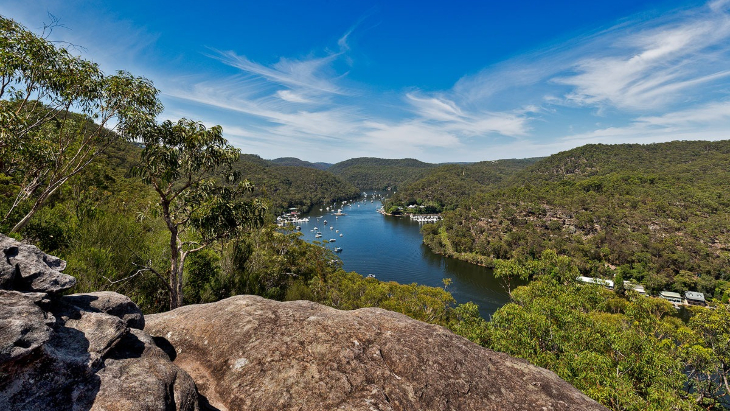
left=0, top=233, right=201, bottom=411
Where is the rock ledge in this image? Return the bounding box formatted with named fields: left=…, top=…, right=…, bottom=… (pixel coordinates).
left=146, top=295, right=608, bottom=411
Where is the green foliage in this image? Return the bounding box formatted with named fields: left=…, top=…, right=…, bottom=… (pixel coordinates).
left=485, top=277, right=696, bottom=410
left=683, top=305, right=730, bottom=409
left=384, top=158, right=540, bottom=213
left=308, top=269, right=456, bottom=325
left=419, top=140, right=730, bottom=297
left=0, top=15, right=161, bottom=233
left=231, top=154, right=359, bottom=215
left=443, top=253, right=730, bottom=410
left=614, top=270, right=625, bottom=296
left=134, top=118, right=266, bottom=309
left=268, top=157, right=331, bottom=170
left=327, top=157, right=436, bottom=191
left=493, top=258, right=529, bottom=296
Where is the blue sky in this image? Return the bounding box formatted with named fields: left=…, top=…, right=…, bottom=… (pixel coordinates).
left=2, top=0, right=730, bottom=163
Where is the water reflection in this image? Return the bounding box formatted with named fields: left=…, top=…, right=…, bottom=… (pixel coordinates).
left=299, top=198, right=509, bottom=318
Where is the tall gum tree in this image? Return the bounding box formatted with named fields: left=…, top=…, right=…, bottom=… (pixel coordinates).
left=134, top=119, right=265, bottom=309
left=0, top=15, right=161, bottom=233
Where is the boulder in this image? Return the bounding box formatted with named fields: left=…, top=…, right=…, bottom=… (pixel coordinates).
left=0, top=234, right=75, bottom=294
left=146, top=295, right=608, bottom=411
left=90, top=329, right=200, bottom=411
left=65, top=291, right=145, bottom=329
left=0, top=290, right=53, bottom=364
left=0, top=290, right=200, bottom=411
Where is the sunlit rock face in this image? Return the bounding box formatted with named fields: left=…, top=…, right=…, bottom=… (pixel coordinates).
left=146, top=295, right=608, bottom=411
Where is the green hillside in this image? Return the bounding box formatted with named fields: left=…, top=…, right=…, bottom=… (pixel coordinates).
left=232, top=155, right=360, bottom=215
left=269, top=157, right=332, bottom=170
left=327, top=157, right=436, bottom=190
left=385, top=158, right=541, bottom=212
left=422, top=140, right=730, bottom=299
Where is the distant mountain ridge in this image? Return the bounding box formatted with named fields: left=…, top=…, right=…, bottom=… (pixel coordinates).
left=269, top=157, right=332, bottom=170
left=327, top=157, right=437, bottom=191
left=233, top=155, right=359, bottom=214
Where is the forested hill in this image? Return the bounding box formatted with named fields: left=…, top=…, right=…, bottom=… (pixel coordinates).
left=232, top=155, right=360, bottom=214
left=423, top=139, right=730, bottom=299
left=269, top=157, right=332, bottom=170
left=327, top=157, right=437, bottom=190
left=385, top=158, right=542, bottom=212
left=511, top=141, right=730, bottom=184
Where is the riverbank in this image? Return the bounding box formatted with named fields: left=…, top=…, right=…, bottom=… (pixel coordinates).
left=301, top=199, right=510, bottom=319
left=421, top=225, right=496, bottom=268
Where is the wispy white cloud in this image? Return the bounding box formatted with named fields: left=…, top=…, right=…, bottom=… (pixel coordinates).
left=276, top=90, right=312, bottom=103
left=709, top=0, right=730, bottom=12
left=554, top=2, right=730, bottom=110
left=450, top=0, right=730, bottom=116
left=5, top=0, right=730, bottom=163
left=635, top=100, right=730, bottom=127
left=211, top=50, right=346, bottom=95
left=557, top=101, right=730, bottom=147
left=405, top=93, right=531, bottom=137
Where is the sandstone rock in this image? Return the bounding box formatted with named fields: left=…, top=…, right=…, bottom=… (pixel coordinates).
left=0, top=234, right=75, bottom=294
left=0, top=290, right=53, bottom=364
left=65, top=291, right=145, bottom=329
left=91, top=329, right=200, bottom=411
left=0, top=290, right=200, bottom=411
left=49, top=299, right=130, bottom=368
left=0, top=248, right=15, bottom=289
left=146, top=295, right=608, bottom=411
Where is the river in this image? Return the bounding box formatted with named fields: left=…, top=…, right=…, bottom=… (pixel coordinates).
left=296, top=195, right=510, bottom=319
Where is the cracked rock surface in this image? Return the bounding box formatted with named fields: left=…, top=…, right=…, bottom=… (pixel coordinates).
left=146, top=295, right=608, bottom=411
left=0, top=234, right=199, bottom=411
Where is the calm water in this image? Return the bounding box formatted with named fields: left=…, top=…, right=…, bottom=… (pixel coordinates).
left=297, top=196, right=510, bottom=318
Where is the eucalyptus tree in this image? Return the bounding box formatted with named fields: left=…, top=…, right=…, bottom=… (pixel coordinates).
left=0, top=15, right=161, bottom=233
left=134, top=119, right=265, bottom=309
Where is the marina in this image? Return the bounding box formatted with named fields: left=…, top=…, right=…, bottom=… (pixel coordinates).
left=298, top=195, right=510, bottom=318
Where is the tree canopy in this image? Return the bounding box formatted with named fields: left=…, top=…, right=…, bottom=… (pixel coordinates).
left=134, top=118, right=265, bottom=309
left=0, top=15, right=161, bottom=233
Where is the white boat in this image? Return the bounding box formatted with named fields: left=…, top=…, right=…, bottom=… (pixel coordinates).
left=315, top=233, right=322, bottom=238
left=340, top=234, right=343, bottom=237
left=334, top=247, right=342, bottom=252
left=330, top=227, right=334, bottom=230
left=329, top=238, right=336, bottom=242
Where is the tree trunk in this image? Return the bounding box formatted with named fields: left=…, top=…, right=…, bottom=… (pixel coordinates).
left=9, top=176, right=69, bottom=234
left=9, top=191, right=47, bottom=233
left=168, top=226, right=183, bottom=310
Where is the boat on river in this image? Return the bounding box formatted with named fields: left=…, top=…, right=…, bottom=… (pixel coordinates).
left=334, top=247, right=342, bottom=252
